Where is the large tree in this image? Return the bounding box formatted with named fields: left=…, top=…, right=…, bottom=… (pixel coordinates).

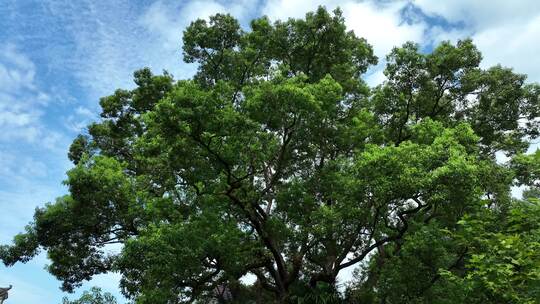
left=2, top=7, right=540, bottom=304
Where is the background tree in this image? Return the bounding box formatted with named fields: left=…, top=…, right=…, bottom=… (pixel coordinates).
left=62, top=287, right=118, bottom=304
left=1, top=6, right=539, bottom=304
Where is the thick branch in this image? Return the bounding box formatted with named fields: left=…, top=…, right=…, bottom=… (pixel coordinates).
left=338, top=199, right=428, bottom=271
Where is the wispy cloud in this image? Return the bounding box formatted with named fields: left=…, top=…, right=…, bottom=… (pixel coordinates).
left=0, top=44, right=56, bottom=145
left=0, top=42, right=75, bottom=301
left=415, top=0, right=540, bottom=82
left=39, top=0, right=257, bottom=102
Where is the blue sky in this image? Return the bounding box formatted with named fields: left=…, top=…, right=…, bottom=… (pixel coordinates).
left=0, top=0, right=539, bottom=303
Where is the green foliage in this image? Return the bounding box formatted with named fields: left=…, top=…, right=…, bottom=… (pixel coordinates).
left=440, top=199, right=540, bottom=304
left=1, top=6, right=539, bottom=304
left=372, top=40, right=539, bottom=154
left=62, top=287, right=118, bottom=304
left=511, top=149, right=540, bottom=187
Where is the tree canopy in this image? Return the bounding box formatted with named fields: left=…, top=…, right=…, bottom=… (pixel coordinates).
left=2, top=7, right=540, bottom=304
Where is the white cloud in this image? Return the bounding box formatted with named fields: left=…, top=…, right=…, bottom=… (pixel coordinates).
left=415, top=0, right=540, bottom=82
left=415, top=0, right=540, bottom=30
left=342, top=1, right=426, bottom=58
left=64, top=106, right=98, bottom=132
left=364, top=67, right=386, bottom=87
left=0, top=44, right=71, bottom=254
left=0, top=44, right=66, bottom=148
left=74, top=106, right=94, bottom=118
left=262, top=0, right=427, bottom=59
left=473, top=14, right=540, bottom=82
left=425, top=25, right=471, bottom=46
left=41, top=0, right=258, bottom=102
left=137, top=0, right=239, bottom=79
left=36, top=0, right=431, bottom=97
left=261, top=0, right=429, bottom=86
left=140, top=0, right=251, bottom=48
left=137, top=0, right=259, bottom=75
left=0, top=44, right=37, bottom=92
left=263, top=1, right=540, bottom=87
left=0, top=152, right=48, bottom=184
